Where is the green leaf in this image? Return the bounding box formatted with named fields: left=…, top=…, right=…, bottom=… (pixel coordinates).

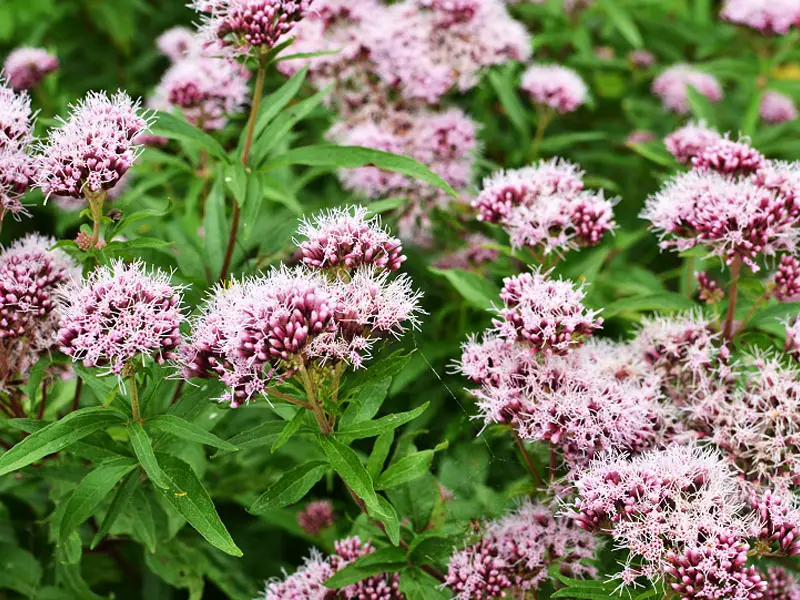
left=222, top=420, right=285, bottom=454
left=318, top=435, right=380, bottom=512
left=150, top=111, right=228, bottom=161
left=91, top=470, right=140, bottom=549
left=601, top=0, right=643, bottom=47
left=249, top=461, right=328, bottom=513
left=551, top=576, right=624, bottom=599
left=686, top=84, right=716, bottom=125
left=203, top=177, right=228, bottom=277
left=0, top=543, right=42, bottom=597
left=376, top=451, right=435, bottom=490
left=539, top=131, right=608, bottom=153
left=324, top=547, right=407, bottom=588
left=0, top=407, right=126, bottom=477
left=127, top=422, right=170, bottom=489
left=746, top=302, right=800, bottom=330
left=398, top=568, right=451, bottom=600
left=59, top=457, right=138, bottom=541
left=629, top=142, right=677, bottom=168
left=373, top=495, right=401, bottom=546
left=366, top=197, right=409, bottom=215
left=251, top=65, right=309, bottom=141
left=429, top=268, right=498, bottom=310
left=241, top=172, right=265, bottom=240
left=487, top=68, right=530, bottom=138
left=367, top=431, right=394, bottom=480
left=147, top=415, right=237, bottom=452
left=272, top=408, right=306, bottom=453
left=345, top=350, right=414, bottom=396
left=741, top=89, right=763, bottom=137
left=337, top=402, right=429, bottom=441
left=224, top=163, right=248, bottom=208
left=340, top=378, right=392, bottom=426
left=155, top=454, right=243, bottom=557
left=132, top=489, right=158, bottom=554
left=603, top=292, right=696, bottom=318
left=261, top=145, right=458, bottom=197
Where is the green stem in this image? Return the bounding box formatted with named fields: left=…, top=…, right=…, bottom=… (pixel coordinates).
left=298, top=364, right=331, bottom=434
left=513, top=431, right=543, bottom=488
left=530, top=106, right=555, bottom=161
left=129, top=375, right=141, bottom=423
left=722, top=258, right=742, bottom=341
left=218, top=56, right=267, bottom=282
left=87, top=191, right=107, bottom=248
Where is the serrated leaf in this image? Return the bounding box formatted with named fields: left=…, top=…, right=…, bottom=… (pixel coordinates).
left=91, top=470, right=140, bottom=549
left=127, top=422, right=170, bottom=489
left=376, top=451, right=435, bottom=490
left=318, top=435, right=380, bottom=513
left=337, top=402, right=429, bottom=441
left=203, top=177, right=228, bottom=277
left=398, top=568, right=450, bottom=600
left=147, top=415, right=237, bottom=452
left=261, top=145, right=457, bottom=197
left=249, top=461, right=328, bottom=513
left=272, top=409, right=306, bottom=453
left=0, top=407, right=126, bottom=476
left=150, top=111, right=228, bottom=161
left=251, top=65, right=309, bottom=141
left=59, top=457, right=137, bottom=541
left=222, top=420, right=285, bottom=454
left=367, top=431, right=394, bottom=480
left=155, top=454, right=243, bottom=557
left=746, top=302, right=800, bottom=330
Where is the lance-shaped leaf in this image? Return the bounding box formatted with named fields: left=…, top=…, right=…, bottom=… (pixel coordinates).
left=147, top=415, right=237, bottom=452
left=249, top=461, right=328, bottom=513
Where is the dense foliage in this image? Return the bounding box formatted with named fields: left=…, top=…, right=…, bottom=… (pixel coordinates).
left=2, top=0, right=800, bottom=599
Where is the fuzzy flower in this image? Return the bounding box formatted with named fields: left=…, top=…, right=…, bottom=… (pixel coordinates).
left=493, top=270, right=602, bottom=353
left=364, top=0, right=531, bottom=103
left=0, top=79, right=33, bottom=149
left=446, top=501, right=596, bottom=599
left=190, top=0, right=312, bottom=57
left=35, top=91, right=152, bottom=199
left=521, top=64, right=588, bottom=114
left=628, top=49, right=655, bottom=68
left=754, top=160, right=800, bottom=206
left=691, top=137, right=766, bottom=177
left=652, top=64, right=723, bottom=114
left=625, top=130, right=656, bottom=145
left=763, top=567, right=800, bottom=600
left=152, top=55, right=249, bottom=131
left=714, top=355, right=800, bottom=485
left=474, top=159, right=615, bottom=254
left=748, top=488, right=800, bottom=556
left=296, top=205, right=405, bottom=272
left=772, top=255, right=800, bottom=301
left=57, top=261, right=183, bottom=375
left=664, top=121, right=723, bottom=164
left=0, top=144, right=35, bottom=218
left=3, top=47, right=58, bottom=90
left=262, top=537, right=401, bottom=600
left=641, top=169, right=798, bottom=271
left=297, top=500, right=336, bottom=536
left=786, top=318, right=800, bottom=359
left=570, top=445, right=757, bottom=591
left=760, top=91, right=798, bottom=124
left=156, top=27, right=201, bottom=61
left=695, top=272, right=724, bottom=304
left=0, top=235, right=78, bottom=386
left=432, top=233, right=499, bottom=270
left=721, top=0, right=800, bottom=35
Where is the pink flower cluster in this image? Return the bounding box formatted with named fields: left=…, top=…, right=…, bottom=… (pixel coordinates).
left=445, top=501, right=596, bottom=599
left=764, top=567, right=800, bottom=600
left=3, top=47, right=58, bottom=91
left=721, top=0, right=800, bottom=35
left=786, top=318, right=800, bottom=359
left=432, top=233, right=499, bottom=270
left=0, top=234, right=78, bottom=389
left=152, top=28, right=250, bottom=131
left=773, top=255, right=800, bottom=301
left=262, top=536, right=401, bottom=600
left=58, top=261, right=184, bottom=375
left=695, top=271, right=724, bottom=303
left=296, top=500, right=336, bottom=536
left=34, top=91, right=152, bottom=200
left=0, top=79, right=35, bottom=219
left=760, top=91, right=798, bottom=124
left=520, top=64, right=589, bottom=114
left=182, top=207, right=422, bottom=405
left=473, top=159, right=616, bottom=254
left=664, top=121, right=723, bottom=164
left=642, top=144, right=800, bottom=271
left=570, top=445, right=761, bottom=596
left=749, top=488, right=800, bottom=556
left=652, top=65, right=723, bottom=114
left=190, top=0, right=312, bottom=58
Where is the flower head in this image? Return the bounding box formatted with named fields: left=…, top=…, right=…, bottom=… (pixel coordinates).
left=763, top=567, right=800, bottom=600
left=664, top=121, right=723, bottom=164
left=628, top=49, right=655, bottom=68
left=263, top=549, right=334, bottom=600
left=772, top=255, right=800, bottom=301
left=157, top=27, right=201, bottom=61
left=190, top=0, right=312, bottom=57
left=58, top=261, right=184, bottom=375
left=297, top=500, right=336, bottom=535
left=721, top=0, right=800, bottom=35
left=652, top=64, right=723, bottom=114
left=492, top=270, right=602, bottom=353
left=641, top=169, right=797, bottom=270
left=0, top=78, right=33, bottom=149
left=754, top=160, right=800, bottom=206
left=3, top=47, right=58, bottom=90
left=625, top=130, right=656, bottom=145
left=760, top=90, right=798, bottom=124
left=296, top=205, right=405, bottom=272
left=0, top=144, right=35, bottom=218
left=35, top=91, right=152, bottom=199
left=521, top=64, right=588, bottom=113
left=691, top=137, right=766, bottom=177
left=749, top=488, right=800, bottom=556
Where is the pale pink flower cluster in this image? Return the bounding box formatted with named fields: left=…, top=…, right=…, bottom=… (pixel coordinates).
left=652, top=64, right=723, bottom=114
left=2, top=47, right=58, bottom=90
left=695, top=271, right=724, bottom=303
left=34, top=91, right=152, bottom=200
left=749, top=487, right=800, bottom=556
left=296, top=500, right=336, bottom=536
left=432, top=233, right=499, bottom=270
left=445, top=501, right=596, bottom=599
left=664, top=121, right=723, bottom=164
left=262, top=537, right=401, bottom=600
left=786, top=318, right=800, bottom=359
left=764, top=567, right=800, bottom=600
left=152, top=28, right=249, bottom=131
left=691, top=137, right=766, bottom=177
left=570, top=445, right=762, bottom=597
left=0, top=234, right=78, bottom=390
left=58, top=261, right=184, bottom=375
left=721, top=0, right=800, bottom=35
left=0, top=79, right=35, bottom=219
left=772, top=255, right=800, bottom=301
left=190, top=0, right=312, bottom=58
left=520, top=64, right=588, bottom=114
left=760, top=91, right=798, bottom=124
left=182, top=208, right=422, bottom=405
left=628, top=49, right=655, bottom=68
left=473, top=159, right=616, bottom=254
